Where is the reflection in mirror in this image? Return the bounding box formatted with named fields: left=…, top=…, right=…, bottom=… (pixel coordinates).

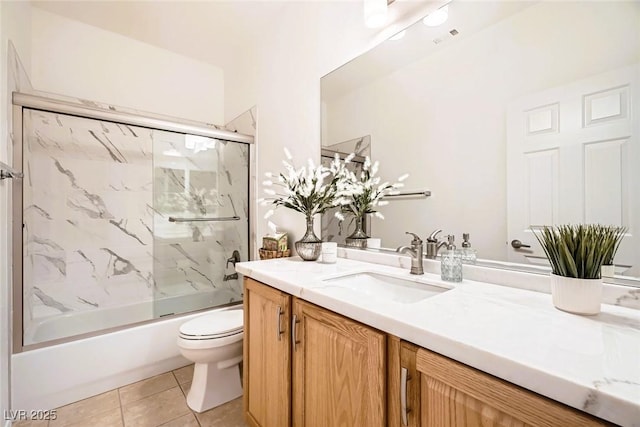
left=321, top=135, right=371, bottom=244
left=321, top=1, right=640, bottom=282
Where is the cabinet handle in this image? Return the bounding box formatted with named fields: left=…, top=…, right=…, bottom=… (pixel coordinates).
left=291, top=314, right=300, bottom=351
left=276, top=306, right=284, bottom=341
left=401, top=367, right=411, bottom=426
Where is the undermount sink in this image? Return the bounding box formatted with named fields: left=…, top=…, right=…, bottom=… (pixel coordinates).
left=319, top=272, right=450, bottom=304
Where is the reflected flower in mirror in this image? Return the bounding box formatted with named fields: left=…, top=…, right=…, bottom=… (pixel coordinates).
left=335, top=154, right=408, bottom=221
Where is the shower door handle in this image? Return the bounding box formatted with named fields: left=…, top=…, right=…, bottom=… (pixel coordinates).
left=276, top=306, right=284, bottom=341
left=168, top=216, right=240, bottom=222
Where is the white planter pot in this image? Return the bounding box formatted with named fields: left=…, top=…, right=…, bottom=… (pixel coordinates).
left=550, top=274, right=602, bottom=315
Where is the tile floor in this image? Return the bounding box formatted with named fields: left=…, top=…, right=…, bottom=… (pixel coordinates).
left=14, top=364, right=247, bottom=427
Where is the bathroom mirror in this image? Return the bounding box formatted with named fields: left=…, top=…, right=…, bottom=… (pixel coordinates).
left=321, top=1, right=640, bottom=282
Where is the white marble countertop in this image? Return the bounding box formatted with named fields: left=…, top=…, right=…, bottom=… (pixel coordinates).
left=236, top=256, right=640, bottom=427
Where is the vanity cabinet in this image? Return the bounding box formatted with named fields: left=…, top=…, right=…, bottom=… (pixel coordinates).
left=243, top=277, right=291, bottom=427
left=243, top=278, right=386, bottom=427
left=388, top=336, right=421, bottom=427
left=245, top=277, right=609, bottom=427
left=415, top=348, right=608, bottom=427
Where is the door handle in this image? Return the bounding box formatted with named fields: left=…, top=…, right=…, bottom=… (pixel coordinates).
left=511, top=239, right=531, bottom=249
left=276, top=306, right=284, bottom=341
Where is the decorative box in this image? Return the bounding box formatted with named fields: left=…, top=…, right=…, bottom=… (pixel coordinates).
left=259, top=248, right=291, bottom=260
left=262, top=233, right=288, bottom=252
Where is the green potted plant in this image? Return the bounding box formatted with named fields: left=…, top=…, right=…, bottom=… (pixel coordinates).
left=532, top=224, right=626, bottom=315
left=601, top=227, right=626, bottom=278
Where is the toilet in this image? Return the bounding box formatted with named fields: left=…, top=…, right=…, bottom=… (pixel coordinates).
left=177, top=309, right=244, bottom=413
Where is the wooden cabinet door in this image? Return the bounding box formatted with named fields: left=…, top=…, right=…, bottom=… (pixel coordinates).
left=416, top=349, right=608, bottom=427
left=292, top=298, right=386, bottom=427
left=243, top=278, right=291, bottom=427
left=388, top=336, right=421, bottom=427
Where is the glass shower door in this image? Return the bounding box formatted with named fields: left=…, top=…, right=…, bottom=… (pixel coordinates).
left=152, top=131, right=249, bottom=317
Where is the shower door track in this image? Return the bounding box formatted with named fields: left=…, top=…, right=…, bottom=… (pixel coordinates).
left=11, top=91, right=257, bottom=354
left=12, top=92, right=254, bottom=144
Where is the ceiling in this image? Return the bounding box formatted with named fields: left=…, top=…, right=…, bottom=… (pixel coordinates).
left=322, top=1, right=536, bottom=102
left=31, top=0, right=435, bottom=75
left=31, top=0, right=289, bottom=71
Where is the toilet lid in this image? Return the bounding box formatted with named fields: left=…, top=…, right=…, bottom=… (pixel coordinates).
left=179, top=310, right=243, bottom=339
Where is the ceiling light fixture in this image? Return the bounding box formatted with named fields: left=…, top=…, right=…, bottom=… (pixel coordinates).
left=423, top=5, right=449, bottom=27
left=364, top=0, right=388, bottom=29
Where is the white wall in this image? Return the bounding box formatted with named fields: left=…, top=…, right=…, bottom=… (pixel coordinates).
left=28, top=0, right=437, bottom=257
left=323, top=1, right=640, bottom=258
left=246, top=1, right=433, bottom=246
left=1, top=0, right=32, bottom=420
left=2, top=0, right=440, bottom=411
left=30, top=8, right=224, bottom=125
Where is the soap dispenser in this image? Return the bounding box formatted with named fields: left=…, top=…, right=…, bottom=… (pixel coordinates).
left=460, top=233, right=477, bottom=265
left=440, top=235, right=462, bottom=282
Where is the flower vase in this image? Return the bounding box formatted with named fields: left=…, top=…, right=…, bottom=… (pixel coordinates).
left=345, top=215, right=369, bottom=249
left=295, top=215, right=322, bottom=261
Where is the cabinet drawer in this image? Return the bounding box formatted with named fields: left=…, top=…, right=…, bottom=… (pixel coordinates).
left=416, top=349, right=609, bottom=427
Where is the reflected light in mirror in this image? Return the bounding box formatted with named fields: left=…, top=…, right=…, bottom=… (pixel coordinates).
left=364, top=0, right=388, bottom=28
left=423, top=5, right=449, bottom=27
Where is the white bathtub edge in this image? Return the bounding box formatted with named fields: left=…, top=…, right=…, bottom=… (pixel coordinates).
left=11, top=307, right=236, bottom=411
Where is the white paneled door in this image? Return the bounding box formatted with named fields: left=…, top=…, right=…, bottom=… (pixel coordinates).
left=507, top=64, right=639, bottom=276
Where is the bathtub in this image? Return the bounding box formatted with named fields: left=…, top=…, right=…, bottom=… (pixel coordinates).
left=12, top=291, right=242, bottom=411
left=24, top=288, right=239, bottom=345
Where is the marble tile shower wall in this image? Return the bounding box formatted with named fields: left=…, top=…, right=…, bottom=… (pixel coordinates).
left=24, top=109, right=154, bottom=327
left=152, top=133, right=249, bottom=314
left=23, top=109, right=249, bottom=343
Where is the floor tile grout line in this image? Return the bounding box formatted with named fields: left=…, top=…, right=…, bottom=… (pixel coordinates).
left=172, top=370, right=189, bottom=399
left=117, top=387, right=125, bottom=427
left=46, top=365, right=205, bottom=427
left=50, top=399, right=121, bottom=427
left=118, top=373, right=181, bottom=408
left=171, top=369, right=203, bottom=427
left=155, top=409, right=197, bottom=427
left=195, top=413, right=204, bottom=427
left=172, top=365, right=194, bottom=386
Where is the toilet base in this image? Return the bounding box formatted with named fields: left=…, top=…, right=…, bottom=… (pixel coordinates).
left=186, top=362, right=243, bottom=413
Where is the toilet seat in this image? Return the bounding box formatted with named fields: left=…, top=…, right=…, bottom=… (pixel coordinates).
left=179, top=310, right=243, bottom=341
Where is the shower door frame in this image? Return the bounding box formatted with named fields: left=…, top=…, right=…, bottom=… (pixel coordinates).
left=11, top=92, right=256, bottom=353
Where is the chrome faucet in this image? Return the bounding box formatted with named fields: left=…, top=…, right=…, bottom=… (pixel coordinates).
left=425, top=229, right=448, bottom=259
left=396, top=232, right=424, bottom=275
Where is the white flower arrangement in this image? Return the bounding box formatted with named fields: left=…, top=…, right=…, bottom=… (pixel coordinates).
left=261, top=148, right=345, bottom=219
left=334, top=154, right=408, bottom=221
